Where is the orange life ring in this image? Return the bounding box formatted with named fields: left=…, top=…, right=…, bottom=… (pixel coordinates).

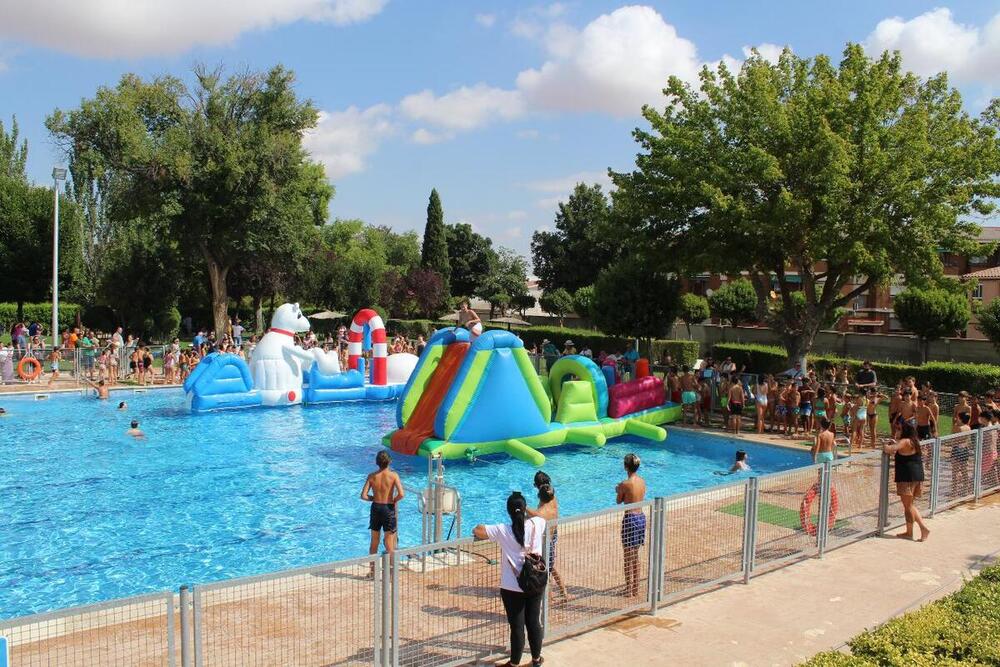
left=17, top=357, right=42, bottom=381
left=799, top=483, right=838, bottom=537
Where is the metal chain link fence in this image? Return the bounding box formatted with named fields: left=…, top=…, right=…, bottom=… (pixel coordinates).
left=4, top=435, right=1000, bottom=667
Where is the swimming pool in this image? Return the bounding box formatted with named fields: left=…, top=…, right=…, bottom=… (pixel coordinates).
left=0, top=389, right=810, bottom=618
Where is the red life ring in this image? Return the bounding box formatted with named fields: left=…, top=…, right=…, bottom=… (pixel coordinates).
left=799, top=483, right=838, bottom=537
left=17, top=357, right=42, bottom=381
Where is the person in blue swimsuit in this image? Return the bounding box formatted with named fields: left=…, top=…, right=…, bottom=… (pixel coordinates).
left=616, top=453, right=647, bottom=597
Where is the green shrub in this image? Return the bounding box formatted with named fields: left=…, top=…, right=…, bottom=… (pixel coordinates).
left=714, top=342, right=1000, bottom=394
left=712, top=342, right=789, bottom=375
left=650, top=340, right=700, bottom=367
left=0, top=302, right=81, bottom=333
left=800, top=563, right=1000, bottom=666
left=799, top=653, right=874, bottom=667
left=511, top=325, right=632, bottom=354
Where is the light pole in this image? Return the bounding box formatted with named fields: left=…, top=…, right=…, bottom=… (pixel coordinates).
left=51, top=167, right=67, bottom=350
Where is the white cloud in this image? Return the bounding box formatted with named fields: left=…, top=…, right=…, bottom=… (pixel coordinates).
left=524, top=170, right=612, bottom=193
left=410, top=128, right=448, bottom=144
left=302, top=104, right=393, bottom=179
left=515, top=5, right=702, bottom=116
left=744, top=42, right=785, bottom=64
left=0, top=0, right=387, bottom=58
left=864, top=8, right=1000, bottom=83
left=525, top=170, right=613, bottom=211
left=510, top=3, right=568, bottom=39
left=507, top=210, right=528, bottom=220
left=399, top=84, right=525, bottom=130
left=475, top=13, right=496, bottom=28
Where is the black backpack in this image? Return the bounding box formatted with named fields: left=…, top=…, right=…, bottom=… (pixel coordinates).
left=508, top=522, right=548, bottom=595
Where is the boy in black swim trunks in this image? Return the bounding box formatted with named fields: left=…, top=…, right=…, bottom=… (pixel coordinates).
left=360, top=451, right=405, bottom=568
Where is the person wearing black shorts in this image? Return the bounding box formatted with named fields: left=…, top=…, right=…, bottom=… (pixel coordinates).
left=360, top=451, right=404, bottom=571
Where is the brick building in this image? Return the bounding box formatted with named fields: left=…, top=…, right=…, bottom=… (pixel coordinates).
left=689, top=227, right=1000, bottom=339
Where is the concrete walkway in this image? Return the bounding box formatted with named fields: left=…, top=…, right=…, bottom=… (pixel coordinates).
left=542, top=496, right=1000, bottom=667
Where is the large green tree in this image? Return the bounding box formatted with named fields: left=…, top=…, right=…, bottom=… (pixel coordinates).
left=709, top=279, right=758, bottom=326
left=612, top=45, right=999, bottom=363
left=590, top=255, right=682, bottom=356
left=539, top=288, right=574, bottom=327
left=445, top=222, right=495, bottom=297
left=531, top=183, right=619, bottom=292
left=678, top=292, right=710, bottom=339
left=47, top=65, right=333, bottom=337
left=421, top=188, right=451, bottom=297
left=0, top=117, right=84, bottom=321
left=477, top=246, right=529, bottom=318
left=894, top=286, right=971, bottom=362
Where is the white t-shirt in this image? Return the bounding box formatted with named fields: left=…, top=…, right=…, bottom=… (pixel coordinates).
left=485, top=516, right=545, bottom=592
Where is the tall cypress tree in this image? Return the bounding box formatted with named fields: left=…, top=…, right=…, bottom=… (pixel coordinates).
left=421, top=188, right=451, bottom=298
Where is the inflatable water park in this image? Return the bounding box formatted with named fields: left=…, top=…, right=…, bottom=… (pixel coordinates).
left=184, top=305, right=417, bottom=412
left=383, top=328, right=681, bottom=465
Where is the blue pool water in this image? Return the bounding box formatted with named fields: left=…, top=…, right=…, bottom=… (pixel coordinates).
left=0, top=389, right=810, bottom=618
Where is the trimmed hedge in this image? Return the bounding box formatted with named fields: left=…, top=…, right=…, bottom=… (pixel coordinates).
left=650, top=339, right=700, bottom=368
left=384, top=319, right=701, bottom=366
left=0, top=302, right=81, bottom=333
left=801, top=563, right=1000, bottom=666
left=712, top=342, right=1000, bottom=395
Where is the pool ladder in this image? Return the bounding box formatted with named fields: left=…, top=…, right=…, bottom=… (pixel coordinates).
left=33, top=393, right=50, bottom=401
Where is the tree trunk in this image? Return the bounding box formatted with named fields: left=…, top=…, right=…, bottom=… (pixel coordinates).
left=253, top=294, right=264, bottom=334
left=205, top=258, right=230, bottom=340
left=685, top=321, right=692, bottom=340
left=16, top=301, right=23, bottom=322
left=781, top=324, right=820, bottom=369
left=920, top=339, right=929, bottom=364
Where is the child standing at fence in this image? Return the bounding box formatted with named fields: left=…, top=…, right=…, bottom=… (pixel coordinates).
left=616, top=453, right=646, bottom=597
left=528, top=482, right=568, bottom=602
left=360, top=451, right=405, bottom=573
left=46, top=347, right=62, bottom=387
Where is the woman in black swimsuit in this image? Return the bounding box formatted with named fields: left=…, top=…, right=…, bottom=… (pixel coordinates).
left=883, top=423, right=930, bottom=542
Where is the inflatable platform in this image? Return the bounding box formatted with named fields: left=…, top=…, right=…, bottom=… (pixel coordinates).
left=185, top=306, right=416, bottom=413
left=382, top=328, right=681, bottom=465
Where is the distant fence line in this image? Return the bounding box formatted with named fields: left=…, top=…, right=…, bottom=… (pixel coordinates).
left=670, top=322, right=999, bottom=366
left=3, top=426, right=998, bottom=666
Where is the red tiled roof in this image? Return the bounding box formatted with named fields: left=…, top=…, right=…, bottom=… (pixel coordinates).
left=964, top=266, right=1000, bottom=280
left=979, top=227, right=1000, bottom=242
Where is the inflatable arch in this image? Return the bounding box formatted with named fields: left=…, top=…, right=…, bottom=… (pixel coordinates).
left=548, top=355, right=610, bottom=419
left=349, top=308, right=388, bottom=385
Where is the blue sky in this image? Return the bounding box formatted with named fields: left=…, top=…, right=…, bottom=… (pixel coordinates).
left=1, top=1, right=998, bottom=259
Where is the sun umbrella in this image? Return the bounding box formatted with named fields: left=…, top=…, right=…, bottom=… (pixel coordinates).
left=489, top=315, right=531, bottom=331
left=439, top=312, right=461, bottom=322
left=309, top=310, right=348, bottom=320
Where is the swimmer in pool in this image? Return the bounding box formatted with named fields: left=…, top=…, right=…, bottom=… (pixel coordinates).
left=715, top=450, right=751, bottom=475
left=126, top=420, right=145, bottom=438
left=118, top=401, right=127, bottom=410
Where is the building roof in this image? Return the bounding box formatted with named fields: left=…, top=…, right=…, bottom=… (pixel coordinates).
left=963, top=266, right=1000, bottom=280
left=979, top=227, right=1000, bottom=242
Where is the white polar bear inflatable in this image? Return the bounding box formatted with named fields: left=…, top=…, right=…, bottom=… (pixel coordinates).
left=386, top=352, right=419, bottom=385
left=250, top=303, right=339, bottom=406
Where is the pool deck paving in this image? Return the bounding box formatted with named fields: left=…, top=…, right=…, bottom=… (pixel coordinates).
left=541, top=495, right=1000, bottom=667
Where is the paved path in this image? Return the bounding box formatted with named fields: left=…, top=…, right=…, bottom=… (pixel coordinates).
left=542, top=496, right=1000, bottom=667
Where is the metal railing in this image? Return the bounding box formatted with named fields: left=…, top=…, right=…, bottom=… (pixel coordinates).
left=3, top=425, right=1000, bottom=666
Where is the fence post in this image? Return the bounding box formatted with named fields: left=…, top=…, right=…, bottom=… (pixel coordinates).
left=817, top=462, right=832, bottom=557
left=741, top=478, right=758, bottom=584
left=391, top=553, right=400, bottom=667
left=373, top=555, right=382, bottom=667
left=974, top=428, right=984, bottom=501
left=929, top=438, right=942, bottom=516
left=877, top=453, right=891, bottom=536
left=382, top=553, right=392, bottom=667
left=179, top=585, right=191, bottom=667
left=649, top=497, right=666, bottom=613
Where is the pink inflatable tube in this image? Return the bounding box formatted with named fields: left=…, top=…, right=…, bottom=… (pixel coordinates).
left=608, top=376, right=666, bottom=418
